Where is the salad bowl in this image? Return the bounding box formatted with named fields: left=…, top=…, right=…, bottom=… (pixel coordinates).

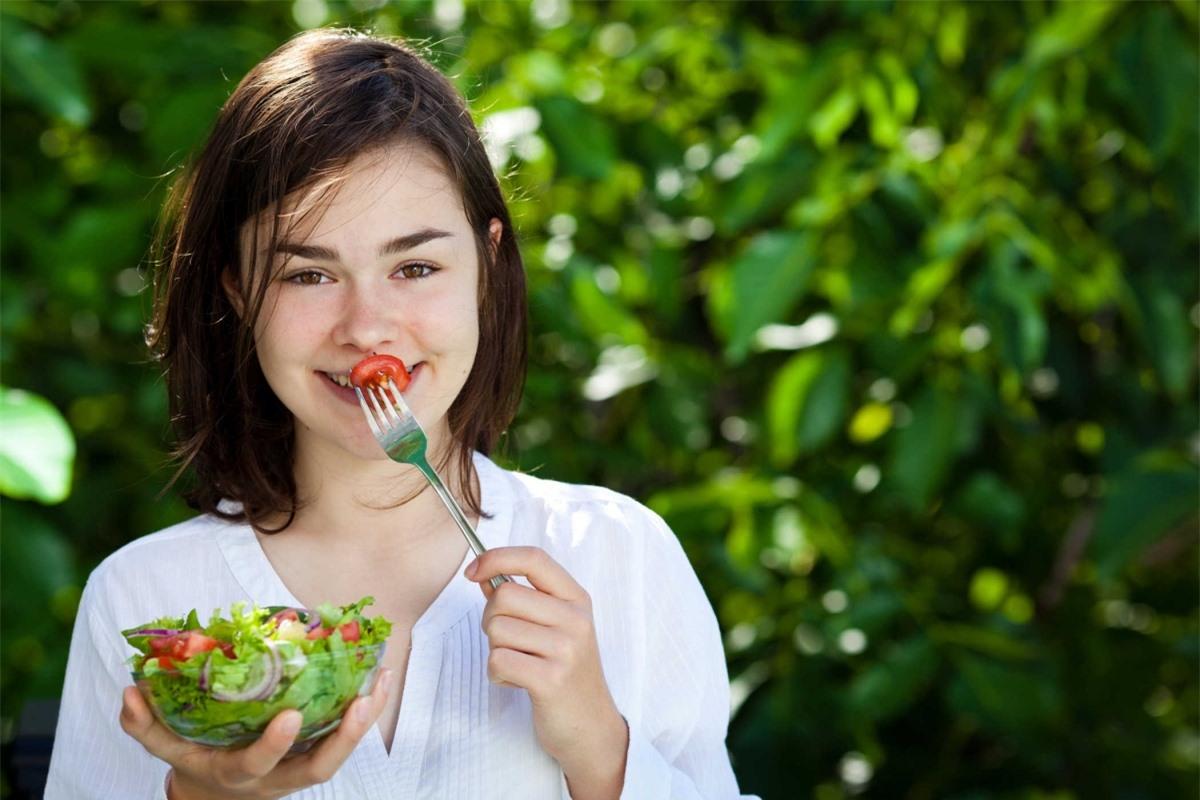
left=124, top=596, right=391, bottom=750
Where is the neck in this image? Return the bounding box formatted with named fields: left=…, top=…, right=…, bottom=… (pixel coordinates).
left=259, top=426, right=477, bottom=562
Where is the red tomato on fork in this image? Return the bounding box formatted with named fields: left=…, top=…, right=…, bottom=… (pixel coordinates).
left=349, top=355, right=410, bottom=392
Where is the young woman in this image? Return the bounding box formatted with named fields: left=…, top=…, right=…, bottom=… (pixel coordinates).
left=45, top=28, right=755, bottom=800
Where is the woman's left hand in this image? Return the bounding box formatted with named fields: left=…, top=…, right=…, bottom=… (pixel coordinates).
left=465, top=547, right=628, bottom=792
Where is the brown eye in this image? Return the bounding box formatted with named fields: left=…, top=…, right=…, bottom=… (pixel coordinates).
left=397, top=262, right=437, bottom=280
left=286, top=270, right=327, bottom=285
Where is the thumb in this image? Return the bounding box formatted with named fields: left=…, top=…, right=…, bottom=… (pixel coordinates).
left=119, top=686, right=155, bottom=739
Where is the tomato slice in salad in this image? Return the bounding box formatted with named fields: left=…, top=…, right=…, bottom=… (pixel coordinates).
left=147, top=630, right=224, bottom=666
left=304, top=621, right=361, bottom=642
left=349, top=355, right=410, bottom=392
left=338, top=620, right=361, bottom=643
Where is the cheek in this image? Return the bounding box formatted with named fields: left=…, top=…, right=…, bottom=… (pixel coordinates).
left=252, top=296, right=320, bottom=372
left=417, top=292, right=480, bottom=354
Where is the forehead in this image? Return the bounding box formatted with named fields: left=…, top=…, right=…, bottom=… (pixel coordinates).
left=241, top=143, right=468, bottom=249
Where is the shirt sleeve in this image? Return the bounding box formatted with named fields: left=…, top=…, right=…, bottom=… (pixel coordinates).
left=609, top=505, right=760, bottom=800
left=45, top=575, right=171, bottom=800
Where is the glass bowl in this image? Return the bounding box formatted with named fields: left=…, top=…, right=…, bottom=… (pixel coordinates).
left=131, top=640, right=386, bottom=751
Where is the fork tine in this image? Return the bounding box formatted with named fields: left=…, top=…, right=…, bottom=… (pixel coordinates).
left=384, top=379, right=408, bottom=413
left=355, top=386, right=385, bottom=437
left=371, top=384, right=405, bottom=427
left=364, top=384, right=394, bottom=429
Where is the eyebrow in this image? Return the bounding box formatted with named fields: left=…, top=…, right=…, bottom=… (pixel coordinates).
left=271, top=227, right=454, bottom=261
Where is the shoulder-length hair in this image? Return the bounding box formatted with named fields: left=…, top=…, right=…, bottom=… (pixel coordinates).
left=146, top=28, right=527, bottom=531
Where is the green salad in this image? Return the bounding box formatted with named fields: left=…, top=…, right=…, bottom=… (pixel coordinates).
left=123, top=596, right=392, bottom=748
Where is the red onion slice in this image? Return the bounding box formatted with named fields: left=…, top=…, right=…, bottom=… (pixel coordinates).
left=210, top=643, right=283, bottom=702
left=127, top=628, right=181, bottom=638
left=199, top=654, right=213, bottom=692
left=254, top=644, right=284, bottom=701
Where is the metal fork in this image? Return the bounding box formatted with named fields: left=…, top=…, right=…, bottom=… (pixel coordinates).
left=355, top=381, right=511, bottom=590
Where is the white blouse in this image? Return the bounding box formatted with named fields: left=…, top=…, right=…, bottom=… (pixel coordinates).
left=45, top=453, right=758, bottom=799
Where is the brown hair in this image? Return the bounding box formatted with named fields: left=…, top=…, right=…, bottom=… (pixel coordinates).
left=146, top=28, right=527, bottom=531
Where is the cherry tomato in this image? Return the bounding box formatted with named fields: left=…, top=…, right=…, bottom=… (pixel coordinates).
left=349, top=355, right=410, bottom=392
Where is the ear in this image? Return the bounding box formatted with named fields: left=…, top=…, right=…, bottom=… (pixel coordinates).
left=487, top=218, right=503, bottom=254
left=221, top=268, right=245, bottom=318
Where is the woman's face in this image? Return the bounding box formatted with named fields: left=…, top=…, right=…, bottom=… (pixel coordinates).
left=236, top=143, right=499, bottom=462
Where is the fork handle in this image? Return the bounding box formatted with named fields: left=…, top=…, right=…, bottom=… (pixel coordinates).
left=415, top=459, right=512, bottom=591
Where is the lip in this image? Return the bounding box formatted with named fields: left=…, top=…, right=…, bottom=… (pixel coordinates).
left=316, top=362, right=423, bottom=407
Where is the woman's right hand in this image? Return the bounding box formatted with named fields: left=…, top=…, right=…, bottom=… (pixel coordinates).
left=118, top=669, right=395, bottom=800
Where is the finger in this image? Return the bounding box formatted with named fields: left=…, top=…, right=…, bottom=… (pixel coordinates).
left=272, top=668, right=395, bottom=790
left=120, top=685, right=300, bottom=784
left=119, top=686, right=194, bottom=764
left=481, top=581, right=572, bottom=629
left=466, top=547, right=585, bottom=602
left=119, top=686, right=161, bottom=749
left=484, top=614, right=566, bottom=659
left=487, top=646, right=548, bottom=689
left=219, top=708, right=306, bottom=784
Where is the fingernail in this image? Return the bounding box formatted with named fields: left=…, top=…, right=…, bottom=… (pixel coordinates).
left=355, top=699, right=371, bottom=722
left=465, top=559, right=478, bottom=578
left=280, top=712, right=302, bottom=736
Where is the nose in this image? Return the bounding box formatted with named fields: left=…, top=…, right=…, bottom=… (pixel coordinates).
left=331, top=282, right=401, bottom=351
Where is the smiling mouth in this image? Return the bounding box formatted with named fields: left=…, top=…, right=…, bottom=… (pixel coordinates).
left=321, top=363, right=420, bottom=389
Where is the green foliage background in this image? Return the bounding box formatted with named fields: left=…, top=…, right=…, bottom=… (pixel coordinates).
left=2, top=1, right=1198, bottom=797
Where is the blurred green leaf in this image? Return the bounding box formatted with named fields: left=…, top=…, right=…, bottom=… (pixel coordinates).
left=1114, top=5, right=1200, bottom=165
left=1091, top=461, right=1198, bottom=580
left=145, top=83, right=234, bottom=164
left=830, top=590, right=905, bottom=638
left=976, top=242, right=1051, bottom=374
left=809, top=84, right=859, bottom=150
left=751, top=43, right=836, bottom=162
left=0, top=503, right=76, bottom=616
left=888, top=257, right=958, bottom=337
left=931, top=623, right=1040, bottom=661
left=859, top=73, right=899, bottom=148
left=0, top=387, right=76, bottom=504
left=1026, top=0, right=1119, bottom=66
left=717, top=149, right=816, bottom=234
left=44, top=205, right=147, bottom=298
left=767, top=347, right=851, bottom=465
left=847, top=635, right=939, bottom=723
left=949, top=654, right=1063, bottom=735
left=0, top=16, right=91, bottom=126
left=1128, top=272, right=1196, bottom=402
left=535, top=95, right=616, bottom=180
left=569, top=267, right=649, bottom=347
left=887, top=385, right=960, bottom=511
left=953, top=472, right=1027, bottom=547
left=724, top=231, right=819, bottom=363
left=936, top=5, right=968, bottom=67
